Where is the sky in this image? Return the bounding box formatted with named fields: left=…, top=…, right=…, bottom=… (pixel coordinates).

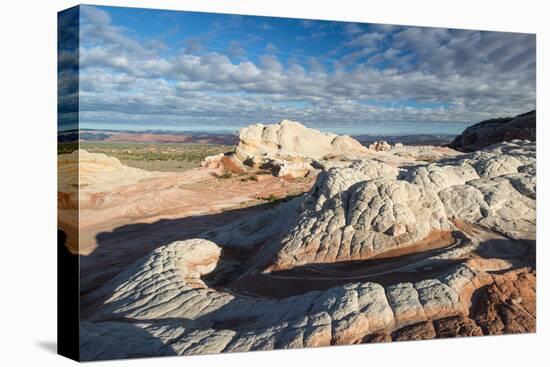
left=61, top=5, right=536, bottom=135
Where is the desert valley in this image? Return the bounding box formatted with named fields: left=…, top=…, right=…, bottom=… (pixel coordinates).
left=58, top=110, right=536, bottom=360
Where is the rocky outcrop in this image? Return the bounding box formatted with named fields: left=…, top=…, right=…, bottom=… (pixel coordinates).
left=258, top=141, right=535, bottom=271
left=200, top=152, right=225, bottom=169
left=219, top=120, right=369, bottom=178
left=205, top=120, right=460, bottom=178
left=448, top=110, right=535, bottom=152
left=79, top=128, right=536, bottom=359
left=58, top=149, right=154, bottom=252
left=470, top=269, right=536, bottom=335
left=80, top=237, right=534, bottom=360
left=58, top=149, right=151, bottom=193
left=368, top=140, right=392, bottom=151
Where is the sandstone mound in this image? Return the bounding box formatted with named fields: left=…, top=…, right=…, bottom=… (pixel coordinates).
left=219, top=120, right=369, bottom=178
left=79, top=125, right=536, bottom=359
left=81, top=233, right=534, bottom=359
left=256, top=141, right=535, bottom=271
left=449, top=110, right=535, bottom=152
left=368, top=140, right=392, bottom=151
left=58, top=149, right=151, bottom=192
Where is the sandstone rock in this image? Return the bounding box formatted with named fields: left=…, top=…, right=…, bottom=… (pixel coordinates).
left=236, top=120, right=367, bottom=160
left=471, top=269, right=536, bottom=335
left=78, top=126, right=536, bottom=359
left=449, top=110, right=535, bottom=152
left=201, top=153, right=224, bottom=169
left=392, top=321, right=436, bottom=341
left=362, top=332, right=392, bottom=343
left=369, top=141, right=392, bottom=151
left=58, top=149, right=151, bottom=192
left=256, top=140, right=536, bottom=271
left=80, top=238, right=535, bottom=359
left=433, top=316, right=483, bottom=338
left=222, top=120, right=369, bottom=178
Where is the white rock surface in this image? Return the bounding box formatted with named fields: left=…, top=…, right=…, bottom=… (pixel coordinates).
left=368, top=141, right=392, bottom=151
left=81, top=239, right=496, bottom=360
left=223, top=120, right=369, bottom=178
left=58, top=149, right=151, bottom=192
left=259, top=141, right=536, bottom=270
left=80, top=138, right=536, bottom=360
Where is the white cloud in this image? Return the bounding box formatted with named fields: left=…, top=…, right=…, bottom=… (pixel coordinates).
left=76, top=6, right=536, bottom=128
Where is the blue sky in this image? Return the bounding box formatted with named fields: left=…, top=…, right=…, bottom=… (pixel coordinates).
left=62, top=5, right=536, bottom=134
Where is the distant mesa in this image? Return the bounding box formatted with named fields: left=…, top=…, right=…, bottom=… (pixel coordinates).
left=58, top=129, right=239, bottom=145
left=449, top=110, right=535, bottom=152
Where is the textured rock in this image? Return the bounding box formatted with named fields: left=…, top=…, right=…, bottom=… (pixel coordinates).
left=433, top=316, right=483, bottom=338
left=449, top=110, right=535, bottom=152
left=59, top=146, right=314, bottom=257
left=369, top=141, right=392, bottom=151
left=392, top=321, right=436, bottom=341
left=471, top=269, right=536, bottom=335
left=200, top=153, right=225, bottom=169
left=81, top=237, right=509, bottom=359
left=222, top=120, right=369, bottom=178
left=58, top=149, right=151, bottom=193
left=79, top=127, right=536, bottom=359
left=257, top=141, right=536, bottom=271
left=80, top=222, right=536, bottom=358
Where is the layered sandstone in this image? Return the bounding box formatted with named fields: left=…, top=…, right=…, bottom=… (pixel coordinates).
left=81, top=234, right=534, bottom=360
left=77, top=123, right=536, bottom=360
left=58, top=149, right=151, bottom=193
left=252, top=140, right=535, bottom=271
left=219, top=120, right=369, bottom=178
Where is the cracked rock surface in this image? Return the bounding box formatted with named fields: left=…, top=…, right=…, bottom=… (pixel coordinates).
left=79, top=128, right=535, bottom=360
left=260, top=141, right=535, bottom=271
left=221, top=119, right=370, bottom=178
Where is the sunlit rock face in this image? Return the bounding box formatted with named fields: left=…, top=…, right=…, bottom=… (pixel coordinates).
left=58, top=149, right=151, bottom=193
left=81, top=237, right=534, bottom=359
left=256, top=141, right=535, bottom=271
left=79, top=122, right=536, bottom=360
left=221, top=120, right=369, bottom=178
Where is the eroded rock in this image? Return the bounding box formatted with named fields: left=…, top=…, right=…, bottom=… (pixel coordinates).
left=79, top=128, right=536, bottom=360
left=80, top=232, right=534, bottom=359
left=220, top=120, right=369, bottom=178
left=369, top=141, right=392, bottom=151
left=251, top=141, right=536, bottom=271
left=448, top=110, right=535, bottom=152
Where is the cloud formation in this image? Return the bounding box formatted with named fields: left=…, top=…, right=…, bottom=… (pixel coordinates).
left=73, top=5, right=536, bottom=131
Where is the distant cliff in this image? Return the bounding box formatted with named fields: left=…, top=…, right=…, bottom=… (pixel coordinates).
left=448, top=110, right=535, bottom=152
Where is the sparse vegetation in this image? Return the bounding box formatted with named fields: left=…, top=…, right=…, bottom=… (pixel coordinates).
left=240, top=175, right=258, bottom=182
left=256, top=193, right=279, bottom=202
left=416, top=155, right=438, bottom=163
left=69, top=142, right=234, bottom=172
left=218, top=171, right=233, bottom=179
